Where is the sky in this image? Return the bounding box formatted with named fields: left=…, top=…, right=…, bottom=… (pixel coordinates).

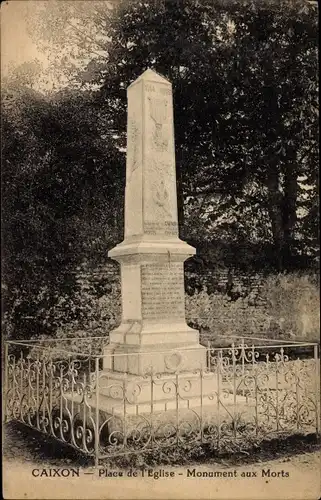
left=1, top=1, right=46, bottom=75
left=1, top=0, right=112, bottom=91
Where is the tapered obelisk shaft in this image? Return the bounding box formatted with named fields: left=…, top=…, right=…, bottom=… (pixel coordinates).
left=106, top=69, right=205, bottom=375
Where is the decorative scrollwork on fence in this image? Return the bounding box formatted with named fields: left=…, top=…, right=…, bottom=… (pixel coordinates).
left=4, top=340, right=320, bottom=464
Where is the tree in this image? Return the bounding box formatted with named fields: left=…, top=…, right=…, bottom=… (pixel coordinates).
left=30, top=0, right=318, bottom=270
left=2, top=73, right=124, bottom=339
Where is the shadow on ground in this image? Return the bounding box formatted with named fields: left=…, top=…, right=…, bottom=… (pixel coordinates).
left=3, top=421, right=92, bottom=467
left=3, top=420, right=321, bottom=469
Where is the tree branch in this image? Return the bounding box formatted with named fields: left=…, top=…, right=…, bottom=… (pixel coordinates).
left=65, top=20, right=109, bottom=55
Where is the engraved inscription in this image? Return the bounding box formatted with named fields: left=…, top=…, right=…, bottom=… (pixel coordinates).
left=145, top=83, right=155, bottom=92
left=144, top=221, right=178, bottom=236
left=141, top=264, right=185, bottom=320
left=160, top=87, right=171, bottom=96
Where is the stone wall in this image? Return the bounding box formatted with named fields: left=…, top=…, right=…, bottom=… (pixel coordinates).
left=76, top=261, right=267, bottom=303
left=73, top=261, right=319, bottom=342
left=75, top=261, right=319, bottom=341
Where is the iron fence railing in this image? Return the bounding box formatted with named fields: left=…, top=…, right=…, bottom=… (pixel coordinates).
left=3, top=336, right=320, bottom=466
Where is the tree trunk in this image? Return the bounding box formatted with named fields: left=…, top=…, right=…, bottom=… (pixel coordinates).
left=282, top=164, right=298, bottom=268
left=176, top=156, right=185, bottom=239
left=267, top=162, right=298, bottom=270
left=267, top=168, right=284, bottom=271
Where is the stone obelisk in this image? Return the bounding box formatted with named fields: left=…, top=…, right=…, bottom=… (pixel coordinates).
left=104, top=69, right=206, bottom=376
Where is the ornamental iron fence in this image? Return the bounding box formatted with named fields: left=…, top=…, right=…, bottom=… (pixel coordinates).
left=3, top=336, right=320, bottom=466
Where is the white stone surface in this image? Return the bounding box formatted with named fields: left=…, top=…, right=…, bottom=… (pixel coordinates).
left=103, top=69, right=214, bottom=421
left=124, top=69, right=177, bottom=239
left=107, top=69, right=199, bottom=356
left=103, top=344, right=206, bottom=374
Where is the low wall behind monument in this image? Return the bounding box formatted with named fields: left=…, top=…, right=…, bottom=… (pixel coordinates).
left=74, top=261, right=320, bottom=344
left=76, top=261, right=267, bottom=297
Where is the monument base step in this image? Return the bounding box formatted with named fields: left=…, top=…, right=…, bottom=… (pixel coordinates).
left=64, top=368, right=252, bottom=418
left=63, top=391, right=254, bottom=440
left=107, top=323, right=200, bottom=350
left=103, top=342, right=207, bottom=374
left=98, top=369, right=217, bottom=408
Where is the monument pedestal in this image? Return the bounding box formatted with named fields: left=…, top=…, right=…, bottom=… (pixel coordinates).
left=62, top=70, right=243, bottom=444
left=97, top=69, right=213, bottom=417
left=101, top=237, right=210, bottom=410
left=104, top=233, right=206, bottom=372
left=65, top=393, right=253, bottom=448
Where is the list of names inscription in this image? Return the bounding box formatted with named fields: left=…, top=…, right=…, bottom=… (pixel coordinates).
left=141, top=263, right=185, bottom=320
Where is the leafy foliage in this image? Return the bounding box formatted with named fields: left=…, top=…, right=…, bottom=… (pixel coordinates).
left=2, top=79, right=123, bottom=339
left=2, top=0, right=319, bottom=340
left=41, top=0, right=318, bottom=269
left=186, top=272, right=320, bottom=342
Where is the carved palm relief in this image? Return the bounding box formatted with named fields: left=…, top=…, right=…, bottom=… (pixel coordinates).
left=127, top=115, right=139, bottom=179
left=148, top=97, right=170, bottom=152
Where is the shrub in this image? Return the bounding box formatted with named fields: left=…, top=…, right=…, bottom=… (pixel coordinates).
left=5, top=270, right=319, bottom=346
left=261, top=273, right=320, bottom=342
left=186, top=273, right=320, bottom=343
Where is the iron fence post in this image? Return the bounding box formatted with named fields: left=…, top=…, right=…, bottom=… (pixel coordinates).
left=36, top=353, right=40, bottom=430
left=241, top=338, right=245, bottom=397
left=123, top=372, right=127, bottom=450
left=82, top=372, right=87, bottom=451
left=175, top=371, right=179, bottom=447
left=200, top=366, right=203, bottom=443
left=3, top=342, right=9, bottom=423
left=275, top=354, right=279, bottom=432
left=232, top=342, right=237, bottom=437
left=217, top=349, right=221, bottom=450
left=42, top=358, right=46, bottom=429
left=296, top=365, right=300, bottom=432
left=252, top=345, right=258, bottom=436
left=19, top=351, right=23, bottom=421
left=314, top=344, right=320, bottom=435
left=95, top=356, right=100, bottom=468
left=48, top=356, right=53, bottom=436
left=150, top=367, right=154, bottom=447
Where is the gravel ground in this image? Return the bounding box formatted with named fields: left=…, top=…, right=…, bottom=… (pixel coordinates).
left=2, top=422, right=321, bottom=499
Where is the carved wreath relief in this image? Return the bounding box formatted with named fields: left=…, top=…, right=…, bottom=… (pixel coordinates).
left=152, top=178, right=172, bottom=218
left=149, top=159, right=175, bottom=219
